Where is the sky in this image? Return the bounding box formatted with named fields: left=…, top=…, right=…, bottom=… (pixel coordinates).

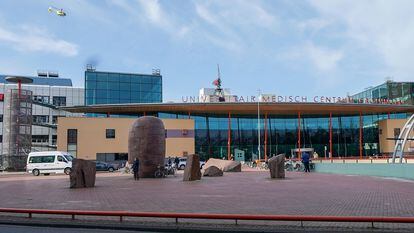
left=0, top=0, right=413, bottom=102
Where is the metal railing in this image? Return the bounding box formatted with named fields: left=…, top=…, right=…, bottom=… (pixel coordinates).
left=0, top=208, right=414, bottom=228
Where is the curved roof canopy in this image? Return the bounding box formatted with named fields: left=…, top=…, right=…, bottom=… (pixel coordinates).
left=5, top=76, right=33, bottom=84
left=62, top=102, right=414, bottom=116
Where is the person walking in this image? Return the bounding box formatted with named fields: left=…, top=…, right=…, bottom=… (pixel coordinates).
left=174, top=156, right=179, bottom=169
left=168, top=157, right=172, bottom=166
left=301, top=151, right=311, bottom=172
left=132, top=158, right=140, bottom=180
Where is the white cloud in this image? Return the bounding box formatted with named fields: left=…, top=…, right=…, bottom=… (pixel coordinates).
left=137, top=0, right=163, bottom=26
left=276, top=42, right=343, bottom=72
left=0, top=24, right=78, bottom=57
left=54, top=0, right=113, bottom=25
left=193, top=1, right=278, bottom=53
left=309, top=0, right=414, bottom=80
left=306, top=42, right=343, bottom=72
left=109, top=0, right=189, bottom=37
left=297, top=18, right=332, bottom=33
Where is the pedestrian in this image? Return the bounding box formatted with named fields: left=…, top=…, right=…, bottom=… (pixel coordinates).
left=132, top=157, right=140, bottom=180
left=168, top=156, right=172, bottom=166
left=301, top=151, right=310, bottom=172
left=174, top=156, right=179, bottom=169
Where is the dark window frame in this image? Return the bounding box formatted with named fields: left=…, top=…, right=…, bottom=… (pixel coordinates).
left=67, top=129, right=78, bottom=144
left=106, top=129, right=116, bottom=139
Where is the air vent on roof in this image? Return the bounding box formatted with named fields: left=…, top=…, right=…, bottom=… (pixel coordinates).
left=48, top=71, right=59, bottom=77
left=86, top=64, right=96, bottom=71
left=37, top=70, right=48, bottom=77
left=152, top=69, right=161, bottom=75
left=37, top=70, right=59, bottom=78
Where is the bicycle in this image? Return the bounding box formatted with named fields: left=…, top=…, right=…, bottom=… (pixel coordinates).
left=154, top=165, right=166, bottom=178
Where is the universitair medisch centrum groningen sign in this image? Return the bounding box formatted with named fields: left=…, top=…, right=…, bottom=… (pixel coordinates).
left=181, top=95, right=405, bottom=105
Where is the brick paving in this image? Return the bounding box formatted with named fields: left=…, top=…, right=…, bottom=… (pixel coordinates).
left=0, top=170, right=414, bottom=218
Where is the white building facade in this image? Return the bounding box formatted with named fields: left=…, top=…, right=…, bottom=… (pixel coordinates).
left=0, top=74, right=84, bottom=167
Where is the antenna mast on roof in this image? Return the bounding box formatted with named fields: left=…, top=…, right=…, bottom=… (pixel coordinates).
left=213, top=64, right=225, bottom=102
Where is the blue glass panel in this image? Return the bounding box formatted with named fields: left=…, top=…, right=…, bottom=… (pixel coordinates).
left=130, top=76, right=142, bottom=83
left=131, top=83, right=140, bottom=91
left=108, top=81, right=120, bottom=90
left=120, top=74, right=131, bottom=83
left=141, top=76, right=152, bottom=83
left=152, top=78, right=161, bottom=85
left=154, top=93, right=161, bottom=101
left=120, top=82, right=130, bottom=91
left=85, top=73, right=97, bottom=81
left=120, top=91, right=131, bottom=99
left=97, top=73, right=108, bottom=82
left=85, top=80, right=96, bottom=89
left=96, top=90, right=107, bottom=99
left=97, top=98, right=108, bottom=104
left=141, top=84, right=152, bottom=92
left=107, top=98, right=120, bottom=104
left=86, top=89, right=95, bottom=98
left=108, top=90, right=120, bottom=99
left=96, top=81, right=107, bottom=89
left=108, top=73, right=119, bottom=82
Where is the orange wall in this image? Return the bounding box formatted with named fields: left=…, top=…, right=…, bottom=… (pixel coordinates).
left=57, top=117, right=194, bottom=160
left=378, top=118, right=414, bottom=154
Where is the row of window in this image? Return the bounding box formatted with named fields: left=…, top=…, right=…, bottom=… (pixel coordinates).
left=85, top=82, right=161, bottom=92
left=31, top=135, right=56, bottom=144
left=28, top=155, right=66, bottom=163
left=85, top=90, right=161, bottom=99
left=85, top=72, right=161, bottom=84
left=31, top=115, right=64, bottom=124
left=32, top=96, right=67, bottom=106
left=85, top=97, right=161, bottom=105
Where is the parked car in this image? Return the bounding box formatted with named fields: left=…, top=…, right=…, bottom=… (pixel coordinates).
left=177, top=157, right=205, bottom=170
left=95, top=161, right=119, bottom=172
left=26, top=151, right=73, bottom=176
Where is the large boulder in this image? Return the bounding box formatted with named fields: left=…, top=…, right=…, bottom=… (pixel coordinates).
left=183, top=154, right=202, bottom=181
left=203, top=158, right=241, bottom=172
left=70, top=159, right=96, bottom=188
left=268, top=154, right=285, bottom=179
left=203, top=166, right=223, bottom=177
left=128, top=116, right=165, bottom=178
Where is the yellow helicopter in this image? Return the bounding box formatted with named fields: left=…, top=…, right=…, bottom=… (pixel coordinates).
left=48, top=6, right=66, bottom=17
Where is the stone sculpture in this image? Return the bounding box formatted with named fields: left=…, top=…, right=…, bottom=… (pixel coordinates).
left=268, top=154, right=285, bottom=179
left=70, top=159, right=96, bottom=188
left=203, top=165, right=223, bottom=177
left=203, top=158, right=241, bottom=172
left=128, top=116, right=166, bottom=178
left=183, top=154, right=202, bottom=181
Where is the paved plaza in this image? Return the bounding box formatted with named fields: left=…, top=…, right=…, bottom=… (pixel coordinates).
left=0, top=169, right=414, bottom=217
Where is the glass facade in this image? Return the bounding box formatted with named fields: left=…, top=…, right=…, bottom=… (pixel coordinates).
left=85, top=70, right=162, bottom=105
left=351, top=81, right=414, bottom=105
left=158, top=112, right=409, bottom=161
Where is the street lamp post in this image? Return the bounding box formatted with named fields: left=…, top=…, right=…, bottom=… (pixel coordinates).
left=257, top=89, right=261, bottom=161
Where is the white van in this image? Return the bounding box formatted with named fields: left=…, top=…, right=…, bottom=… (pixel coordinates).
left=26, top=151, right=73, bottom=176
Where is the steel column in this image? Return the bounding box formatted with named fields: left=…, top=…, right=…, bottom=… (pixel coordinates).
left=298, top=112, right=301, bottom=159
left=329, top=112, right=332, bottom=160
left=228, top=112, right=231, bottom=160
left=18, top=80, right=21, bottom=98
left=359, top=112, right=363, bottom=159
left=264, top=113, right=268, bottom=161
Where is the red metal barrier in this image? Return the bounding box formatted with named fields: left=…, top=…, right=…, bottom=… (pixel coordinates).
left=0, top=208, right=414, bottom=224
